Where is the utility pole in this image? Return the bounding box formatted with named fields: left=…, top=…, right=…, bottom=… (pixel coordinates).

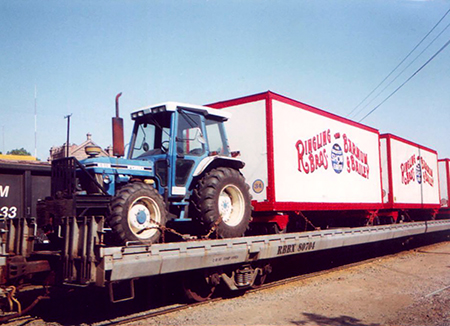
left=34, top=85, right=37, bottom=158
left=64, top=114, right=72, bottom=157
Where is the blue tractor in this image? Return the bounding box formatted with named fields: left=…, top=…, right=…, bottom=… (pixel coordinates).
left=52, top=94, right=252, bottom=244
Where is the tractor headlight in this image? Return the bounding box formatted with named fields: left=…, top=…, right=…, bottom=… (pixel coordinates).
left=131, top=110, right=145, bottom=119
left=151, top=106, right=166, bottom=113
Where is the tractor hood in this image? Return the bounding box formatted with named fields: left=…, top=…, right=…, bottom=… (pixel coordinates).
left=81, top=156, right=154, bottom=178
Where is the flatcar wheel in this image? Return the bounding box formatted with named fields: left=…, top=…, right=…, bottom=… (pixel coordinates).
left=251, top=272, right=267, bottom=289
left=252, top=264, right=272, bottom=289
left=183, top=272, right=218, bottom=302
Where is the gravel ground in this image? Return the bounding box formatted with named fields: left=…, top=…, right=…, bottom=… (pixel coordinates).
left=142, top=241, right=450, bottom=326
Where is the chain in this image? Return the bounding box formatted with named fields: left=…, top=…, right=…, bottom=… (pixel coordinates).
left=202, top=215, right=223, bottom=240
left=365, top=210, right=379, bottom=226
left=136, top=219, right=187, bottom=241
left=137, top=214, right=223, bottom=243
left=403, top=211, right=413, bottom=222
left=295, top=211, right=319, bottom=231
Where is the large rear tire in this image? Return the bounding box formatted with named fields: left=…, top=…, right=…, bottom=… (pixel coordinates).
left=108, top=182, right=167, bottom=244
left=194, top=167, right=251, bottom=238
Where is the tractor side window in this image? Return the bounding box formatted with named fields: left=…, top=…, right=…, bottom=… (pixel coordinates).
left=177, top=113, right=205, bottom=156
left=205, top=119, right=229, bottom=155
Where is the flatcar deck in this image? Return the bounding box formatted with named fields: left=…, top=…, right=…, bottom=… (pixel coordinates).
left=99, top=219, right=450, bottom=284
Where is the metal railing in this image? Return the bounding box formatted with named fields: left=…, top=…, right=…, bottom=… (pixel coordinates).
left=51, top=157, right=107, bottom=198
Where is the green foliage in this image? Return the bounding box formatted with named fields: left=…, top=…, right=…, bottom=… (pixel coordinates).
left=7, top=148, right=32, bottom=156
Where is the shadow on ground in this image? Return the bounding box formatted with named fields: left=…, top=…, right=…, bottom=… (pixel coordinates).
left=292, top=312, right=380, bottom=326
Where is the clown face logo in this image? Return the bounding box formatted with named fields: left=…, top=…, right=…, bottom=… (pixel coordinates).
left=416, top=163, right=422, bottom=184
left=331, top=143, right=344, bottom=174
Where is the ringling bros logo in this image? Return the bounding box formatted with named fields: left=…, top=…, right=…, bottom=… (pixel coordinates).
left=400, top=154, right=434, bottom=187
left=295, top=129, right=369, bottom=179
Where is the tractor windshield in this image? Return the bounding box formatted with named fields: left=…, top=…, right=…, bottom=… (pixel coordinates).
left=129, top=112, right=172, bottom=159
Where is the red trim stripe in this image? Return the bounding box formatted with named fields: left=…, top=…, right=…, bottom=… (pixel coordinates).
left=380, top=133, right=438, bottom=155
left=208, top=91, right=379, bottom=134
left=385, top=136, right=395, bottom=205
left=439, top=159, right=450, bottom=205
left=252, top=200, right=383, bottom=212
left=382, top=203, right=441, bottom=210
left=265, top=93, right=276, bottom=203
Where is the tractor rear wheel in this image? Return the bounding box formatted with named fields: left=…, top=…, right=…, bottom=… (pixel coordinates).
left=194, top=167, right=251, bottom=238
left=108, top=182, right=167, bottom=244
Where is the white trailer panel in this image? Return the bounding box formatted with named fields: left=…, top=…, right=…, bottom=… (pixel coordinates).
left=220, top=99, right=269, bottom=203
left=271, top=99, right=382, bottom=205
left=380, top=134, right=440, bottom=209
left=209, top=91, right=383, bottom=212
left=439, top=159, right=450, bottom=207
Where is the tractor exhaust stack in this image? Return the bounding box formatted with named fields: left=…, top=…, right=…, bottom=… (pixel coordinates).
left=112, top=92, right=125, bottom=157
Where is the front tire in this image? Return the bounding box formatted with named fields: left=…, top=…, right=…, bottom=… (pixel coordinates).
left=194, top=167, right=251, bottom=238
left=108, top=182, right=167, bottom=244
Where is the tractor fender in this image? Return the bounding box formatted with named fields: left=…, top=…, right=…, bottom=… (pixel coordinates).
left=192, top=156, right=245, bottom=177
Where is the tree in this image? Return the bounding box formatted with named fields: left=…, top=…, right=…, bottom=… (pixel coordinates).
left=7, top=148, right=32, bottom=156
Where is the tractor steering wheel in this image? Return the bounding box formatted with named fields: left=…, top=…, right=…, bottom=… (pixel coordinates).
left=161, top=140, right=170, bottom=153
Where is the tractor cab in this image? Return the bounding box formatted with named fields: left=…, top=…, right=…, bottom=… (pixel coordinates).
left=128, top=103, right=234, bottom=199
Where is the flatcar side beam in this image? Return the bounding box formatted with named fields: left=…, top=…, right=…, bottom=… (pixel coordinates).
left=98, top=219, right=450, bottom=284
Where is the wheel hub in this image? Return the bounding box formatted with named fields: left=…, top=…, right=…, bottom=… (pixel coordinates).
left=219, top=193, right=233, bottom=222
left=136, top=209, right=148, bottom=225
left=218, top=185, right=245, bottom=227
left=128, top=196, right=161, bottom=239
left=129, top=204, right=152, bottom=229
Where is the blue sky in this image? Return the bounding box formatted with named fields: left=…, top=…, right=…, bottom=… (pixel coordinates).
left=1, top=0, right=450, bottom=160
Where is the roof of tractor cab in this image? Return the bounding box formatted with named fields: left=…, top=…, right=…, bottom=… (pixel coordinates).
left=131, top=102, right=231, bottom=120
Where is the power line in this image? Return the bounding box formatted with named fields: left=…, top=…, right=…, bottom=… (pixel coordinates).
left=358, top=37, right=450, bottom=122
left=352, top=19, right=450, bottom=120
left=347, top=7, right=450, bottom=119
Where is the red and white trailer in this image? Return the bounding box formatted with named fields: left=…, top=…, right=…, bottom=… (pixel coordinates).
left=379, top=134, right=440, bottom=221
left=208, top=91, right=383, bottom=229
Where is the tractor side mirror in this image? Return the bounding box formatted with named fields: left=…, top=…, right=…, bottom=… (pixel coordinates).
left=195, top=128, right=206, bottom=144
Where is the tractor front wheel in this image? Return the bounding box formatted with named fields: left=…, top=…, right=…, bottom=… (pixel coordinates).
left=108, top=182, right=167, bottom=244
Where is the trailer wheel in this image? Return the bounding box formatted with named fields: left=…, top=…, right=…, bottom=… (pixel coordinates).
left=109, top=182, right=167, bottom=244
left=194, top=167, right=251, bottom=238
